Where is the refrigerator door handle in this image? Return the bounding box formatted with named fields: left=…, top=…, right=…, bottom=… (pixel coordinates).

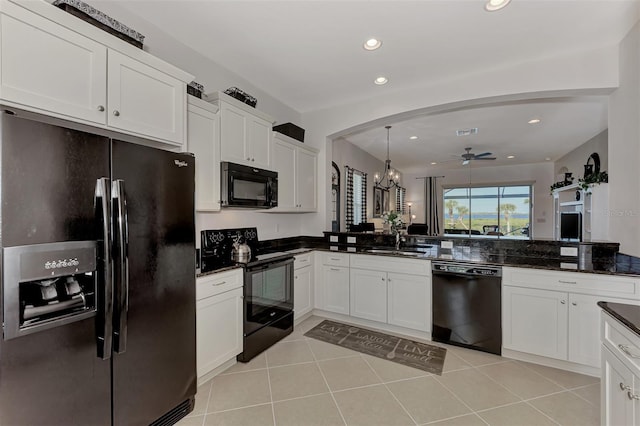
left=95, top=178, right=113, bottom=360
left=111, top=179, right=129, bottom=354
left=112, top=179, right=129, bottom=354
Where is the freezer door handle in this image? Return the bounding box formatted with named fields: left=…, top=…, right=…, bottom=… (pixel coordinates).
left=112, top=179, right=129, bottom=354
left=95, top=178, right=113, bottom=360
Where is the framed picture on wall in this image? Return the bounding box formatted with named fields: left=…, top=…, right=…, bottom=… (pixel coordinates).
left=374, top=187, right=383, bottom=217
left=382, top=189, right=390, bottom=213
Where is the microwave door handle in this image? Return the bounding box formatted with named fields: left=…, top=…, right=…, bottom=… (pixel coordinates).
left=112, top=180, right=129, bottom=354
left=95, top=178, right=113, bottom=360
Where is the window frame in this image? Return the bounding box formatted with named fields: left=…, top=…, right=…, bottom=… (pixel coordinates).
left=442, top=182, right=533, bottom=239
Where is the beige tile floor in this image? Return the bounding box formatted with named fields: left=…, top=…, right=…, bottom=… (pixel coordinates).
left=179, top=316, right=600, bottom=426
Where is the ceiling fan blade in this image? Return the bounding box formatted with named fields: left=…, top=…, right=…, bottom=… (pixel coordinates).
left=475, top=157, right=497, bottom=160
left=462, top=159, right=470, bottom=166
left=473, top=152, right=493, bottom=158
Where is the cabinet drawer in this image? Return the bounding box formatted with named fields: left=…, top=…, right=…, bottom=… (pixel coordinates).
left=504, top=267, right=639, bottom=297
left=196, top=268, right=243, bottom=300
left=350, top=254, right=430, bottom=275
left=294, top=252, right=313, bottom=269
left=322, top=252, right=349, bottom=267
left=603, top=311, right=640, bottom=372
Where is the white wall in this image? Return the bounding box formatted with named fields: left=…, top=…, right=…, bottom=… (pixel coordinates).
left=554, top=130, right=608, bottom=180
left=609, top=22, right=640, bottom=255
left=332, top=139, right=404, bottom=230
left=301, top=45, right=619, bottom=239
left=404, top=163, right=555, bottom=238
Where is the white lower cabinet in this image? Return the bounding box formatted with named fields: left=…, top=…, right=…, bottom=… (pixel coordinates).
left=503, top=286, right=568, bottom=360
left=387, top=272, right=431, bottom=332
left=294, top=253, right=314, bottom=319
left=350, top=269, right=387, bottom=322
left=601, top=311, right=640, bottom=425
left=503, top=266, right=640, bottom=370
left=196, top=269, right=243, bottom=380
left=315, top=252, right=350, bottom=315
left=603, top=346, right=638, bottom=425
left=321, top=265, right=350, bottom=315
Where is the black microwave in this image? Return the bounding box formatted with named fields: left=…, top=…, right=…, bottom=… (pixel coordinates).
left=221, top=162, right=278, bottom=208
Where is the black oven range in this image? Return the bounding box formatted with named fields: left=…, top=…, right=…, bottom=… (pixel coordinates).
left=200, top=228, right=294, bottom=362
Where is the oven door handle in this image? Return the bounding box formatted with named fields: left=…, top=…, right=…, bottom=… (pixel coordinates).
left=246, top=258, right=294, bottom=272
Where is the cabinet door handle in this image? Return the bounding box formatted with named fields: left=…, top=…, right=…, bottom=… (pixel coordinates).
left=560, top=300, right=566, bottom=304
left=252, top=158, right=255, bottom=162
left=628, top=391, right=640, bottom=401
left=621, top=382, right=632, bottom=391
left=295, top=276, right=298, bottom=279
left=381, top=277, right=385, bottom=281
left=212, top=280, right=227, bottom=286
left=330, top=258, right=341, bottom=261
left=113, top=110, right=120, bottom=117
left=247, top=157, right=251, bottom=161
left=558, top=280, right=577, bottom=284
left=97, top=105, right=105, bottom=112
left=330, top=268, right=340, bottom=271
left=619, top=344, right=640, bottom=359
left=571, top=302, right=577, bottom=306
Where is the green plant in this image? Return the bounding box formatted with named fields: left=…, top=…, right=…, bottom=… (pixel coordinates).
left=578, top=170, right=608, bottom=191
left=550, top=180, right=572, bottom=193
left=382, top=211, right=404, bottom=232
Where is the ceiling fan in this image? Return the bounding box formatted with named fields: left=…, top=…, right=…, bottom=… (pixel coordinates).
left=459, top=147, right=496, bottom=165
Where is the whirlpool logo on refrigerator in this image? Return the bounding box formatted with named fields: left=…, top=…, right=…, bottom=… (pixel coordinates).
left=174, top=160, right=188, bottom=168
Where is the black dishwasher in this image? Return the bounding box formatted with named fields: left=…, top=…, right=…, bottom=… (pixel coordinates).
left=432, top=262, right=502, bottom=355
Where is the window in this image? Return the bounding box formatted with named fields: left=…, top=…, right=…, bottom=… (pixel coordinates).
left=345, top=166, right=367, bottom=229
left=443, top=184, right=532, bottom=238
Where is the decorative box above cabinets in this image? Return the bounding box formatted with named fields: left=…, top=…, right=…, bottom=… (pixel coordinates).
left=206, top=91, right=274, bottom=170
left=269, top=132, right=318, bottom=213
left=0, top=0, right=192, bottom=148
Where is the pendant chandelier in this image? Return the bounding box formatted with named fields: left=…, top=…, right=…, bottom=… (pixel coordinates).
left=374, top=125, right=400, bottom=190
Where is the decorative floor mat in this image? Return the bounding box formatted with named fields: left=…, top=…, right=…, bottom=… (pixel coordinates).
left=305, top=320, right=446, bottom=375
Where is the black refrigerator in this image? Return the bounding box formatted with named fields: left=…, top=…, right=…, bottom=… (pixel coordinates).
left=0, top=111, right=196, bottom=425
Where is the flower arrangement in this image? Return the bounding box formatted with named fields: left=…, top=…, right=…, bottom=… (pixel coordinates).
left=382, top=211, right=404, bottom=233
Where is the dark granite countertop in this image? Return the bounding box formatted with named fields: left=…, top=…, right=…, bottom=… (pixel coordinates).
left=599, top=301, right=640, bottom=337
left=256, top=244, right=640, bottom=277
left=196, top=234, right=640, bottom=278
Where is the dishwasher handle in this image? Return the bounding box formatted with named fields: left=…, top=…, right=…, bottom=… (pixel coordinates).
left=432, top=262, right=502, bottom=277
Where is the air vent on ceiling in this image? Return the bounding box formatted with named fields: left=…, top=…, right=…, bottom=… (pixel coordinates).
left=456, top=128, right=478, bottom=136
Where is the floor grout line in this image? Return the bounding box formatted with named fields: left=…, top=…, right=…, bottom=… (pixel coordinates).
left=264, top=350, right=277, bottom=426
left=360, top=355, right=420, bottom=426
left=523, top=400, right=563, bottom=426
left=305, top=338, right=348, bottom=426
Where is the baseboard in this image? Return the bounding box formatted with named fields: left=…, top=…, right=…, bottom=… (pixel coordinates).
left=197, top=357, right=237, bottom=387
left=294, top=310, right=314, bottom=325
left=502, top=348, right=601, bottom=378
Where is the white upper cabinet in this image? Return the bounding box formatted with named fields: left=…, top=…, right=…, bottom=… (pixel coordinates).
left=270, top=132, right=318, bottom=212
left=0, top=3, right=107, bottom=124
left=0, top=0, right=192, bottom=147
left=209, top=92, right=274, bottom=169
left=107, top=50, right=186, bottom=146
left=187, top=97, right=220, bottom=211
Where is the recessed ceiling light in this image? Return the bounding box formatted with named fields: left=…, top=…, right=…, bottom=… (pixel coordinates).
left=374, top=76, right=388, bottom=85
left=363, top=38, right=382, bottom=51
left=409, top=136, right=418, bottom=140
left=485, top=0, right=511, bottom=12
left=507, top=155, right=515, bottom=159
left=431, top=162, right=437, bottom=165
left=528, top=118, right=541, bottom=124
left=545, top=157, right=552, bottom=161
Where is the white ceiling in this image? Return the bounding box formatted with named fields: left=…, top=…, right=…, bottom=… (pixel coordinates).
left=338, top=96, right=609, bottom=173
left=110, top=0, right=637, bottom=171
